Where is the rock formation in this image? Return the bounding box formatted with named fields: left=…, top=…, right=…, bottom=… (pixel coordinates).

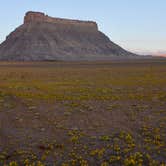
left=0, top=11, right=136, bottom=61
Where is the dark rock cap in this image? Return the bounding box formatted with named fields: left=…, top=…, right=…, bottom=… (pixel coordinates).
left=24, top=11, right=98, bottom=31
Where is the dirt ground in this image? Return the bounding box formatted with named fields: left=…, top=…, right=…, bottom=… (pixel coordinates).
left=0, top=60, right=166, bottom=165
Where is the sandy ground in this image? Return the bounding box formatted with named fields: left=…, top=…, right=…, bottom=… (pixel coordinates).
left=0, top=60, right=166, bottom=165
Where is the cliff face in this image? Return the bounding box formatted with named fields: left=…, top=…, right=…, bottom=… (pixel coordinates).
left=24, top=11, right=98, bottom=31
left=0, top=11, right=135, bottom=61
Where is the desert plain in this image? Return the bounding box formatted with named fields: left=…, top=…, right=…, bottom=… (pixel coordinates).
left=0, top=59, right=166, bottom=165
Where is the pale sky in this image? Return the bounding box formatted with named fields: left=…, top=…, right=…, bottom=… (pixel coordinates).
left=0, top=0, right=166, bottom=54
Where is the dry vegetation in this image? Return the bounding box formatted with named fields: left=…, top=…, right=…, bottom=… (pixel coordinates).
left=0, top=60, right=166, bottom=165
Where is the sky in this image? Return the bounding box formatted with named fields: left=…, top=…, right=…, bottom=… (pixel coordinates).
left=0, top=0, right=166, bottom=55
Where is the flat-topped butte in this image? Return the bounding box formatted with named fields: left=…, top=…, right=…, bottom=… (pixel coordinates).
left=0, top=11, right=135, bottom=61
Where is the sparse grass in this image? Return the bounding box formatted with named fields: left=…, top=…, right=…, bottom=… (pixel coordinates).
left=0, top=60, right=166, bottom=165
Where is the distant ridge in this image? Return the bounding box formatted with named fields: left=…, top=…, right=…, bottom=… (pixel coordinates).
left=0, top=11, right=137, bottom=61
